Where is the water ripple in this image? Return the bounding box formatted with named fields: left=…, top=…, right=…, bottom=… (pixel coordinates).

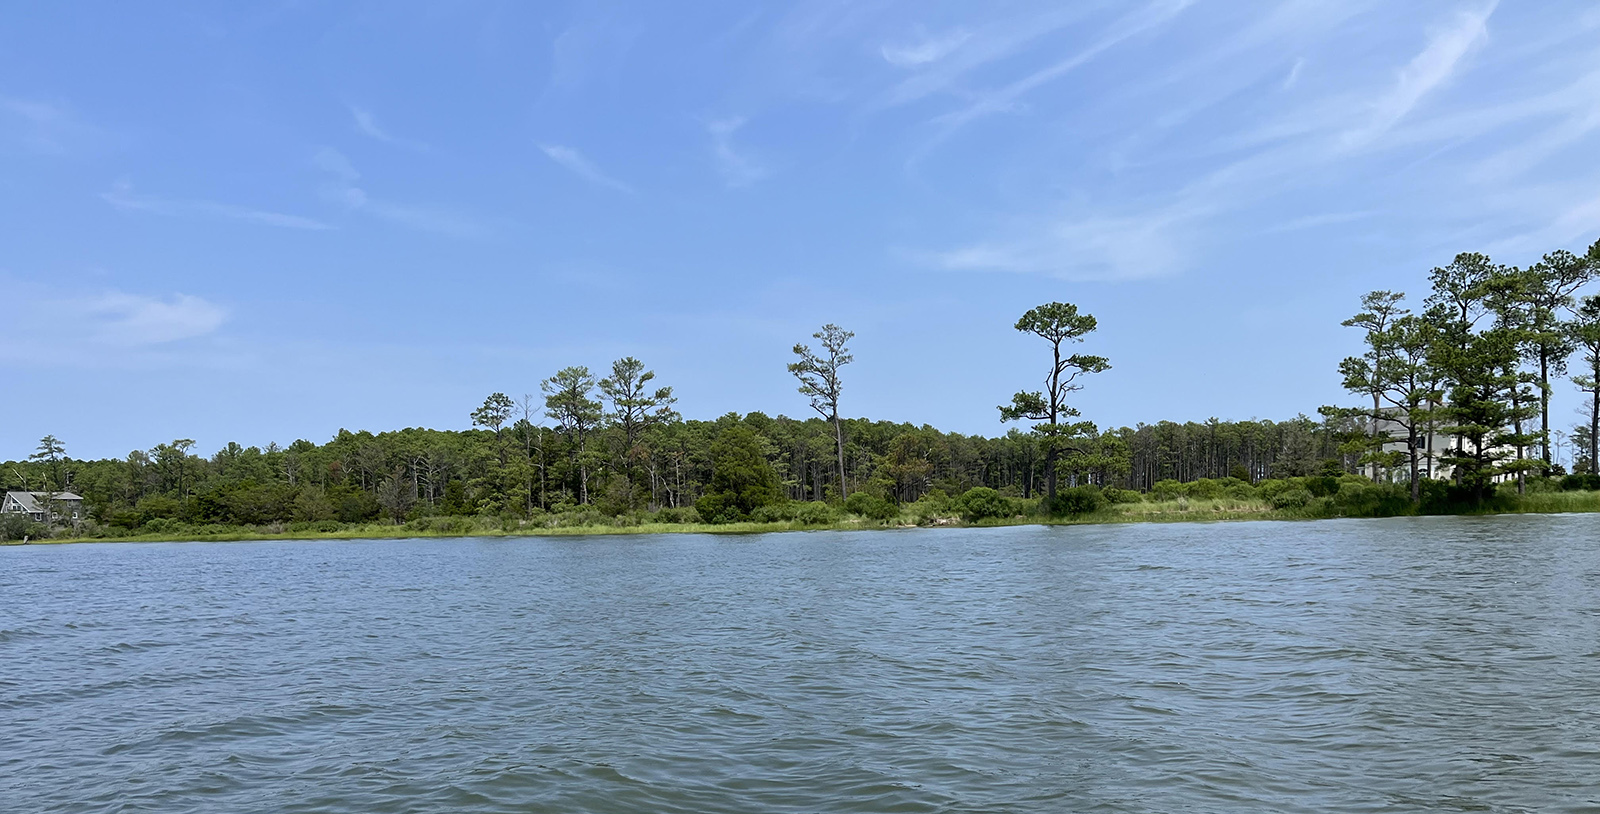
left=3, top=516, right=1600, bottom=812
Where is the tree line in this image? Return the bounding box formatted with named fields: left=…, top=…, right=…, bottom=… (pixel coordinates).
left=7, top=241, right=1600, bottom=538
left=1329, top=240, right=1600, bottom=504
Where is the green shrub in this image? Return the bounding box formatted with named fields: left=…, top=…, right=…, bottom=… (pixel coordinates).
left=955, top=487, right=1014, bottom=522
left=1047, top=486, right=1106, bottom=516
left=1561, top=473, right=1600, bottom=491
left=844, top=492, right=899, bottom=521
left=651, top=507, right=701, bottom=524
left=1102, top=487, right=1142, bottom=504
left=752, top=502, right=839, bottom=525
left=1151, top=480, right=1186, bottom=501
left=1330, top=480, right=1412, bottom=517
left=1186, top=479, right=1224, bottom=499
left=1253, top=479, right=1290, bottom=499
left=1304, top=476, right=1341, bottom=498
left=407, top=516, right=476, bottom=535
left=0, top=513, right=42, bottom=541
left=142, top=517, right=180, bottom=535
left=288, top=520, right=344, bottom=534
left=693, top=493, right=742, bottom=524
left=1270, top=488, right=1313, bottom=510
left=552, top=509, right=606, bottom=528
left=904, top=498, right=953, bottom=524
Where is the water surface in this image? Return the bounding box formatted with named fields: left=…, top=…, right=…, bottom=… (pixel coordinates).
left=4, top=516, right=1600, bottom=812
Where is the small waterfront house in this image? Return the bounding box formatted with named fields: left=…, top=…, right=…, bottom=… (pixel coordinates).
left=2, top=491, right=85, bottom=523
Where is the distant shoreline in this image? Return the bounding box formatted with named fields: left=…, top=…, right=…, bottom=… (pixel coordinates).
left=12, top=496, right=1598, bottom=546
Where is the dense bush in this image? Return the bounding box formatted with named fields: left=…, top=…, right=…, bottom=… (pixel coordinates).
left=1270, top=487, right=1314, bottom=510
left=1329, top=480, right=1412, bottom=518
left=844, top=492, right=899, bottom=521
left=651, top=507, right=701, bottom=524
left=0, top=513, right=42, bottom=541
left=955, top=487, right=1014, bottom=522
left=1047, top=486, right=1107, bottom=516
left=752, top=501, right=839, bottom=525
left=141, top=517, right=181, bottom=535
left=1253, top=479, right=1290, bottom=500
left=1150, top=480, right=1186, bottom=501
left=287, top=520, right=344, bottom=534
left=1561, top=473, right=1600, bottom=491
left=694, top=425, right=783, bottom=523
left=407, top=516, right=478, bottom=535
left=1101, top=487, right=1142, bottom=504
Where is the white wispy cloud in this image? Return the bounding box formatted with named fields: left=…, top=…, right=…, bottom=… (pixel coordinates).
left=876, top=6, right=1096, bottom=109
left=931, top=203, right=1207, bottom=281
left=83, top=291, right=228, bottom=344
left=881, top=29, right=971, bottom=68
left=314, top=147, right=486, bottom=237
left=931, top=0, right=1199, bottom=134
left=1, top=95, right=99, bottom=154
left=101, top=181, right=332, bottom=230
left=1283, top=58, right=1306, bottom=90
left=350, top=106, right=429, bottom=150
left=914, top=1, right=1600, bottom=281
left=1342, top=1, right=1498, bottom=148
left=539, top=143, right=634, bottom=193
left=1, top=287, right=227, bottom=350
left=708, top=118, right=768, bottom=188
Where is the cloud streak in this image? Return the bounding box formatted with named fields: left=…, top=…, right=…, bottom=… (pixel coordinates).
left=314, top=147, right=486, bottom=237
left=881, top=29, right=971, bottom=67
left=1342, top=1, right=1497, bottom=147
left=930, top=0, right=1199, bottom=134
left=350, top=106, right=430, bottom=150
left=539, top=143, right=634, bottom=193
left=83, top=291, right=229, bottom=344
left=101, top=181, right=332, bottom=230
left=708, top=118, right=768, bottom=188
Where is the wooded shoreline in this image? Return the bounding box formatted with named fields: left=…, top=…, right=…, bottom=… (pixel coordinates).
left=12, top=487, right=1598, bottom=546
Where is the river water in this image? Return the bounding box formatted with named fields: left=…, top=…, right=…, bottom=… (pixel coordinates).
left=3, top=516, right=1599, bottom=813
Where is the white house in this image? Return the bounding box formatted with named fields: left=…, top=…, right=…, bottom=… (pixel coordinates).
left=2, top=491, right=85, bottom=523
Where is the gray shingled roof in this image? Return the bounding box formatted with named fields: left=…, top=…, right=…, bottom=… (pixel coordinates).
left=4, top=491, right=84, bottom=514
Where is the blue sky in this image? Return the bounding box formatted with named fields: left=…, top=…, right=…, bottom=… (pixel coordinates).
left=4, top=1, right=1600, bottom=463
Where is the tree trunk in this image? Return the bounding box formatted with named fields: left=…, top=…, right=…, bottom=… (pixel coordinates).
left=1591, top=391, right=1599, bottom=475
left=1408, top=425, right=1421, bottom=503
left=1372, top=392, right=1382, bottom=482
left=1541, top=353, right=1552, bottom=465
left=832, top=411, right=847, bottom=499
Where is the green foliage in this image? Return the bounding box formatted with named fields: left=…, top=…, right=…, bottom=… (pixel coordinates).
left=1047, top=485, right=1106, bottom=516
left=0, top=512, right=42, bottom=541
left=651, top=507, right=702, bottom=524
left=751, top=501, right=840, bottom=525
left=1562, top=473, right=1600, bottom=491
left=1101, top=487, right=1142, bottom=504
left=1151, top=480, right=1186, bottom=501
left=694, top=425, right=782, bottom=523
left=955, top=487, right=1014, bottom=522
left=843, top=492, right=898, bottom=521
left=1329, top=480, right=1413, bottom=517
left=1270, top=488, right=1314, bottom=510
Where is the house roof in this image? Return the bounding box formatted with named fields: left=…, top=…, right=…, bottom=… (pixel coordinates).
left=4, top=491, right=84, bottom=513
